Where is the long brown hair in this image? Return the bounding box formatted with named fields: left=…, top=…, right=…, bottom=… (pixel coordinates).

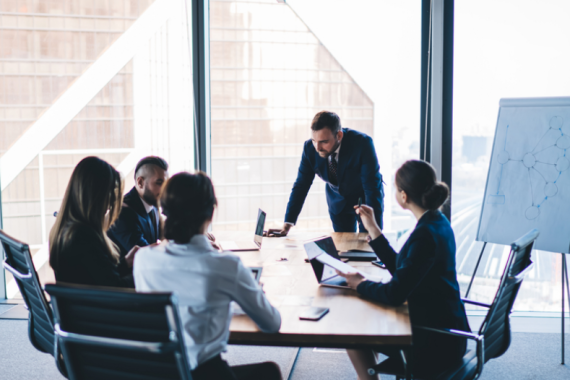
left=49, top=156, right=123, bottom=270
left=160, top=171, right=217, bottom=244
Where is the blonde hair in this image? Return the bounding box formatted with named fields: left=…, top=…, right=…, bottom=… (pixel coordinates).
left=49, top=156, right=123, bottom=271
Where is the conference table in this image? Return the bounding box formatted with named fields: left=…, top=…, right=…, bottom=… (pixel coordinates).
left=218, top=231, right=412, bottom=351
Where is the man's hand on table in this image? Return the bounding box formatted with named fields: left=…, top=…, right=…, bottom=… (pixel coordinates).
left=265, top=223, right=292, bottom=237
left=336, top=270, right=366, bottom=290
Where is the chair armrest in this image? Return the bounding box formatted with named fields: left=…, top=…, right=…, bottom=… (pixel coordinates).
left=54, top=324, right=177, bottom=354
left=509, top=262, right=534, bottom=283
left=416, top=326, right=482, bottom=341
left=3, top=259, right=32, bottom=280
left=368, top=327, right=485, bottom=377
left=462, top=298, right=491, bottom=308
left=415, top=326, right=485, bottom=377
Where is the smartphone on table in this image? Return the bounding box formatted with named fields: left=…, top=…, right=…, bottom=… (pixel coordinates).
left=372, top=260, right=386, bottom=269
left=299, top=307, right=329, bottom=321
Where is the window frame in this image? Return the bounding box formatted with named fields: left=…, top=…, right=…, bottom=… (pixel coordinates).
left=420, top=0, right=454, bottom=221
left=0, top=0, right=448, bottom=300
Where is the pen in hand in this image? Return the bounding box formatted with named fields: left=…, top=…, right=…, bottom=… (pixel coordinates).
left=357, top=197, right=362, bottom=225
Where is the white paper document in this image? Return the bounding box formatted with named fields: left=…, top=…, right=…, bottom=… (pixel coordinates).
left=314, top=251, right=366, bottom=276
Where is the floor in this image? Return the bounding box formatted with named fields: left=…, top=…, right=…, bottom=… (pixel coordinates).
left=1, top=303, right=569, bottom=380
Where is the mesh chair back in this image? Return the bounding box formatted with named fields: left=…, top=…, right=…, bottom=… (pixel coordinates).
left=479, top=229, right=538, bottom=361
left=45, top=283, right=192, bottom=380
left=0, top=230, right=56, bottom=355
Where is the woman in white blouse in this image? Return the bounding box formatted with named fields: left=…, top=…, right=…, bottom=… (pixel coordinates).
left=134, top=171, right=282, bottom=380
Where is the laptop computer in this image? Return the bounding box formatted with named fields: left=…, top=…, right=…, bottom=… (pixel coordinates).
left=304, top=237, right=352, bottom=289
left=219, top=209, right=266, bottom=251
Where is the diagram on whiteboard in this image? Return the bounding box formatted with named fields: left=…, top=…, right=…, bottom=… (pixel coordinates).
left=492, top=117, right=570, bottom=219
left=477, top=98, right=570, bottom=253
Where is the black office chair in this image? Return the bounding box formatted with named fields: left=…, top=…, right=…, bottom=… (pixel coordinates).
left=45, top=283, right=193, bottom=380
left=0, top=229, right=67, bottom=377
left=369, top=229, right=539, bottom=380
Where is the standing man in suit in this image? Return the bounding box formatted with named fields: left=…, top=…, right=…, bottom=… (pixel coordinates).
left=108, top=156, right=168, bottom=275
left=268, top=111, right=384, bottom=236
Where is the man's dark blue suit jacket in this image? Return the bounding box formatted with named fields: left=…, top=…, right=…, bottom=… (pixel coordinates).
left=108, top=186, right=158, bottom=274
left=358, top=210, right=471, bottom=375
left=284, top=128, right=384, bottom=229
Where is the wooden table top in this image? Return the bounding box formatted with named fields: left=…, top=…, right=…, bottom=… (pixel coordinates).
left=218, top=231, right=412, bottom=348
left=331, top=232, right=374, bottom=252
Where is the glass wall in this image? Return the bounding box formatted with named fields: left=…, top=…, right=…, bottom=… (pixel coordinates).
left=210, top=0, right=420, bottom=234
left=453, top=0, right=570, bottom=311
left=0, top=0, right=194, bottom=298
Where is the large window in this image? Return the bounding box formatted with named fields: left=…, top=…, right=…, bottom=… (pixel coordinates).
left=0, top=0, right=194, bottom=298
left=452, top=0, right=570, bottom=311
left=210, top=0, right=421, bottom=234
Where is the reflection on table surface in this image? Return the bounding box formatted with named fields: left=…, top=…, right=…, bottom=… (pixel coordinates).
left=216, top=231, right=412, bottom=348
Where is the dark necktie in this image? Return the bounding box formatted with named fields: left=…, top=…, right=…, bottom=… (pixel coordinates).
left=328, top=152, right=338, bottom=186
left=149, top=209, right=157, bottom=242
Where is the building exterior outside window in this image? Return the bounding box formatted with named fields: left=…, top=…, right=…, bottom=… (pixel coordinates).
left=1, top=0, right=563, bottom=315
left=210, top=0, right=374, bottom=232
left=0, top=0, right=194, bottom=298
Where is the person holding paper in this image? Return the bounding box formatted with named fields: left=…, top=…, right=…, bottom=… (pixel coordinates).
left=337, top=160, right=470, bottom=379
left=267, top=111, right=384, bottom=236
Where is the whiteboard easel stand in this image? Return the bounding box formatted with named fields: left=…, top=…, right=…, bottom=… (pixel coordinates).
left=562, top=253, right=570, bottom=364
left=464, top=242, right=487, bottom=298
left=475, top=96, right=570, bottom=365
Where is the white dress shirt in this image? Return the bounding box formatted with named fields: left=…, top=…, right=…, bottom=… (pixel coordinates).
left=133, top=234, right=281, bottom=369
left=328, top=141, right=341, bottom=165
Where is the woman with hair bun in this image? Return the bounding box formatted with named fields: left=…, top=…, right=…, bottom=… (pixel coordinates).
left=338, top=159, right=470, bottom=379
left=134, top=172, right=282, bottom=380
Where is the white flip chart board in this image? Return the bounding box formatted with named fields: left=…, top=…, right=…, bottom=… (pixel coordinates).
left=477, top=97, right=570, bottom=254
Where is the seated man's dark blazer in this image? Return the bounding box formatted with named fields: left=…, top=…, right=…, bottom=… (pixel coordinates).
left=108, top=186, right=159, bottom=275
left=284, top=128, right=384, bottom=231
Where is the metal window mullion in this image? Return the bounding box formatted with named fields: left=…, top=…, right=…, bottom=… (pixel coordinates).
left=0, top=162, right=5, bottom=299
left=420, top=0, right=432, bottom=162
left=192, top=0, right=212, bottom=175
left=430, top=0, right=444, bottom=180
left=441, top=0, right=455, bottom=218
left=425, top=0, right=454, bottom=221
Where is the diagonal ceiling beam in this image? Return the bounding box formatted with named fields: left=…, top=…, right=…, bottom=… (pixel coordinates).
left=0, top=0, right=176, bottom=191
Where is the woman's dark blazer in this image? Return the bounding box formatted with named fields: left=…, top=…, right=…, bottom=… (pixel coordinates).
left=52, top=224, right=134, bottom=288
left=357, top=210, right=470, bottom=375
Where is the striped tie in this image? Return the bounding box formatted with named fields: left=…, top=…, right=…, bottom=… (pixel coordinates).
left=328, top=152, right=338, bottom=186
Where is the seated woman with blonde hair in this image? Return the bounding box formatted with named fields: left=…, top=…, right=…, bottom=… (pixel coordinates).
left=49, top=156, right=138, bottom=288
left=338, top=159, right=471, bottom=379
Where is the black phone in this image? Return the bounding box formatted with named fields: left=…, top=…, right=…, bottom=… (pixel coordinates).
left=305, top=258, right=348, bottom=263
left=372, top=260, right=386, bottom=269
left=299, top=307, right=329, bottom=321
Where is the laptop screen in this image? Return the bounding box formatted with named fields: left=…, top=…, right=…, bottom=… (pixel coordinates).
left=255, top=209, right=266, bottom=236
left=253, top=209, right=266, bottom=246
left=304, top=237, right=340, bottom=282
